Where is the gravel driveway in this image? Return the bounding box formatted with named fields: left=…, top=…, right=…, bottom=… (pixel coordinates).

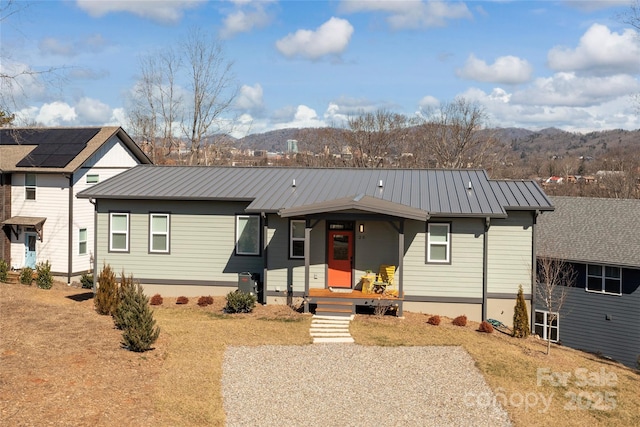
left=223, top=345, right=511, bottom=426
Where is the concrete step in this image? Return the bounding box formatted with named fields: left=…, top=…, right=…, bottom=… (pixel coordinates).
left=312, top=337, right=355, bottom=344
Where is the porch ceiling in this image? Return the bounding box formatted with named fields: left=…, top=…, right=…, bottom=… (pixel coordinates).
left=278, top=194, right=429, bottom=221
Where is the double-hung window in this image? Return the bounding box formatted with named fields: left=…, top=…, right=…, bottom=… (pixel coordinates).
left=236, top=215, right=260, bottom=255
left=25, top=174, right=36, bottom=200
left=427, top=223, right=450, bottom=263
left=149, top=213, right=170, bottom=253
left=290, top=220, right=305, bottom=258
left=534, top=310, right=559, bottom=342
left=109, top=213, right=129, bottom=252
left=79, top=228, right=87, bottom=255
left=586, top=264, right=622, bottom=295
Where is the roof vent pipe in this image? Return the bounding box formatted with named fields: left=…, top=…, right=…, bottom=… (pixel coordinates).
left=467, top=181, right=472, bottom=190
left=378, top=179, right=383, bottom=188
left=292, top=179, right=296, bottom=187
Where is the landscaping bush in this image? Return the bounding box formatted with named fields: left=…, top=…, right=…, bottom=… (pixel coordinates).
left=197, top=295, right=214, bottom=306
left=94, top=264, right=118, bottom=316
left=113, top=273, right=136, bottom=330
left=224, top=290, right=256, bottom=313
left=0, top=259, right=8, bottom=282
left=513, top=284, right=530, bottom=338
left=80, top=273, right=93, bottom=289
left=427, top=315, right=441, bottom=326
left=19, top=267, right=34, bottom=285
left=176, top=296, right=189, bottom=305
left=35, top=261, right=53, bottom=289
left=119, top=282, right=160, bottom=352
left=452, top=315, right=467, bottom=326
left=478, top=320, right=494, bottom=333
left=150, top=294, right=163, bottom=306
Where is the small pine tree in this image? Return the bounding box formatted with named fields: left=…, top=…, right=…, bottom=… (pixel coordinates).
left=113, top=272, right=136, bottom=330
left=0, top=259, right=8, bottom=282
left=20, top=267, right=34, bottom=285
left=94, top=264, right=118, bottom=316
left=120, top=283, right=160, bottom=352
left=513, top=284, right=531, bottom=338
left=35, top=260, right=53, bottom=289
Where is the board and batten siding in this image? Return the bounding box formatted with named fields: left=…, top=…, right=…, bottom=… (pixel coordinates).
left=557, top=265, right=640, bottom=369
left=10, top=173, right=69, bottom=273
left=95, top=200, right=263, bottom=285
left=266, top=216, right=325, bottom=293
left=403, top=218, right=484, bottom=298
left=487, top=211, right=534, bottom=295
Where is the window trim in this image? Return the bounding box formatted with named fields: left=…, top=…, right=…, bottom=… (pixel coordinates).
left=25, top=173, right=36, bottom=200
left=289, top=219, right=306, bottom=259
left=79, top=228, right=87, bottom=255
left=426, top=222, right=451, bottom=264
left=235, top=214, right=261, bottom=256
left=149, top=213, right=170, bottom=254
left=534, top=309, right=559, bottom=343
left=109, top=212, right=130, bottom=253
left=586, top=264, right=622, bottom=296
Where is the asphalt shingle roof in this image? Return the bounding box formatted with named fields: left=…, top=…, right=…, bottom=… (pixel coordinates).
left=78, top=165, right=552, bottom=220
left=536, top=196, right=640, bottom=268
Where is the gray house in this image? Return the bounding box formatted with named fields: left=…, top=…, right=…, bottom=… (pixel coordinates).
left=536, top=196, right=640, bottom=368
left=78, top=165, right=552, bottom=322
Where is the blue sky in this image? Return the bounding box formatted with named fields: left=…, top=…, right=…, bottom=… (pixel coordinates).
left=2, top=0, right=639, bottom=137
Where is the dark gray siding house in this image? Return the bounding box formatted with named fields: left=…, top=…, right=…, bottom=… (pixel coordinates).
left=78, top=165, right=553, bottom=323
left=536, top=196, right=640, bottom=369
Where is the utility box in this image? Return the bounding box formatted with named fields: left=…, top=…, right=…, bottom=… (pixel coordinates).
left=238, top=272, right=257, bottom=295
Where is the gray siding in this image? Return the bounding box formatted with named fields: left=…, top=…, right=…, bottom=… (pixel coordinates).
left=95, top=199, right=263, bottom=284
left=354, top=221, right=399, bottom=277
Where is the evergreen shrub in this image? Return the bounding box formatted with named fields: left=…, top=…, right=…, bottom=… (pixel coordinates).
left=513, top=285, right=531, bottom=338
left=35, top=261, right=53, bottom=289
left=94, top=264, right=118, bottom=315
left=225, top=290, right=256, bottom=313
left=119, top=283, right=160, bottom=352
left=0, top=259, right=8, bottom=282
left=20, top=267, right=34, bottom=285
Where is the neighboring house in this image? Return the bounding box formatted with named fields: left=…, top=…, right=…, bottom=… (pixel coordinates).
left=78, top=166, right=553, bottom=322
left=536, top=196, right=640, bottom=368
left=0, top=127, right=151, bottom=283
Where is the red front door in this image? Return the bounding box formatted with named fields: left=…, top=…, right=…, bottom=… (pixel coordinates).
left=327, top=230, right=353, bottom=288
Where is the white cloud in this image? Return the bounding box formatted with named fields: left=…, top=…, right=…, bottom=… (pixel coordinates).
left=548, top=24, right=640, bottom=76
left=457, top=54, right=533, bottom=84
left=276, top=17, right=354, bottom=60
left=270, top=105, right=325, bottom=130
left=219, top=1, right=274, bottom=38
left=339, top=0, right=472, bottom=29
left=418, top=95, right=440, bottom=110
left=36, top=101, right=77, bottom=126
left=0, top=60, right=48, bottom=106
left=236, top=83, right=264, bottom=111
left=76, top=97, right=113, bottom=123
left=75, top=0, right=203, bottom=24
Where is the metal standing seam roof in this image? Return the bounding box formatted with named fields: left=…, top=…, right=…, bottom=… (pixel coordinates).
left=536, top=196, right=640, bottom=268
left=78, top=165, right=553, bottom=220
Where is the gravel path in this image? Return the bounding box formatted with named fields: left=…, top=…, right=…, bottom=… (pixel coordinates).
left=222, top=345, right=511, bottom=426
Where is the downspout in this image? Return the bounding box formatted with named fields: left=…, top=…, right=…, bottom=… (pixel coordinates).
left=482, top=217, right=490, bottom=321
left=531, top=210, right=540, bottom=333
left=67, top=173, right=73, bottom=285
left=89, top=197, right=97, bottom=293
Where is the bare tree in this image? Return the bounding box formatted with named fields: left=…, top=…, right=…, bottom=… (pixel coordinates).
left=413, top=97, right=497, bottom=169
left=536, top=257, right=576, bottom=355
left=343, top=109, right=410, bottom=168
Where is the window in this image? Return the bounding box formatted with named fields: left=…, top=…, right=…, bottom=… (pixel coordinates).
left=149, top=213, right=169, bottom=253
left=290, top=220, right=305, bottom=258
left=25, top=174, right=36, bottom=200
left=79, top=228, right=87, bottom=255
left=586, top=264, right=622, bottom=295
left=427, top=223, right=450, bottom=263
left=236, top=215, right=260, bottom=255
left=86, top=174, right=99, bottom=184
left=109, top=213, right=129, bottom=252
left=534, top=310, right=559, bottom=342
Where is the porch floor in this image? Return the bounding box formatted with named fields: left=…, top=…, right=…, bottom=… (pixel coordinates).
left=308, top=288, right=403, bottom=300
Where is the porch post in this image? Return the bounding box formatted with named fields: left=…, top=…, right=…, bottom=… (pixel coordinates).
left=482, top=217, right=490, bottom=321
left=397, top=220, right=404, bottom=317
left=303, top=219, right=311, bottom=313
left=261, top=213, right=268, bottom=305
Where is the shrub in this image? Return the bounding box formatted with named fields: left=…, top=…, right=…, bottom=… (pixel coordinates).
left=119, top=282, right=160, bottom=352
left=94, top=264, right=118, bottom=316
left=197, top=296, right=214, bottom=306
left=513, top=285, right=530, bottom=338
left=427, top=315, right=441, bottom=326
left=19, top=267, right=34, bottom=285
left=478, top=320, right=494, bottom=333
left=0, top=259, right=8, bottom=282
left=80, top=273, right=93, bottom=289
left=35, top=260, right=53, bottom=289
left=225, top=290, right=256, bottom=313
left=452, top=315, right=467, bottom=326
left=150, top=294, right=163, bottom=306
left=113, top=272, right=136, bottom=330
left=176, top=296, right=189, bottom=305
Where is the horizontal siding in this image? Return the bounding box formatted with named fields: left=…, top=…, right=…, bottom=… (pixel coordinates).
left=557, top=282, right=640, bottom=368
left=403, top=218, right=484, bottom=298
left=354, top=221, right=398, bottom=277
left=487, top=211, right=533, bottom=294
